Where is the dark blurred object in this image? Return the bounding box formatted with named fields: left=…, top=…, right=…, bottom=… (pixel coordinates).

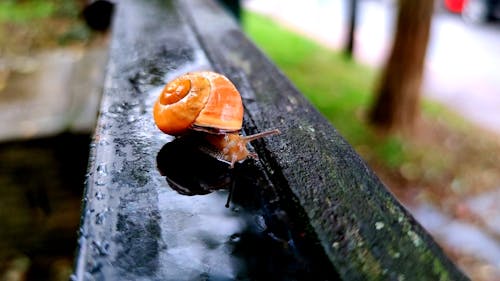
left=82, top=0, right=115, bottom=31
left=443, top=0, right=500, bottom=23
left=344, top=0, right=359, bottom=59
left=217, top=0, right=242, bottom=22
left=0, top=133, right=90, bottom=280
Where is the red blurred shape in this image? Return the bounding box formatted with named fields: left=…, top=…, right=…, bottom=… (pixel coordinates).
left=444, top=0, right=466, bottom=13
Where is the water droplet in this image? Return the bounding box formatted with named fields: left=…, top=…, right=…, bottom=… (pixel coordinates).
left=89, top=260, right=102, bottom=274
left=255, top=215, right=267, bottom=232
left=96, top=163, right=108, bottom=176
left=101, top=122, right=113, bottom=130
left=95, top=212, right=105, bottom=225
left=78, top=227, right=89, bottom=238
left=95, top=191, right=105, bottom=200
left=332, top=242, right=340, bottom=249
left=108, top=103, right=124, bottom=114
left=99, top=139, right=111, bottom=146
left=91, top=240, right=110, bottom=257
left=127, top=115, right=137, bottom=123
left=95, top=179, right=105, bottom=186
left=229, top=233, right=241, bottom=243
left=78, top=236, right=86, bottom=246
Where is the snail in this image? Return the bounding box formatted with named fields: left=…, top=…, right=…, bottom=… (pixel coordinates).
left=153, top=71, right=280, bottom=167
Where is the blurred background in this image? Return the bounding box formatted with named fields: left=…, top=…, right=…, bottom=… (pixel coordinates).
left=0, top=0, right=110, bottom=280
left=0, top=0, right=499, bottom=280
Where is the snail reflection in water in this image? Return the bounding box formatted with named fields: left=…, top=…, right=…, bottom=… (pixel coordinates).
left=153, top=71, right=280, bottom=168
left=156, top=137, right=235, bottom=199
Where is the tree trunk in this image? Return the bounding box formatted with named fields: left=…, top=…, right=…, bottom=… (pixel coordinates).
left=344, top=0, right=359, bottom=59
left=369, top=0, right=434, bottom=133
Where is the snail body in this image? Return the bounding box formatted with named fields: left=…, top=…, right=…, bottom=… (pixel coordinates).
left=153, top=71, right=279, bottom=167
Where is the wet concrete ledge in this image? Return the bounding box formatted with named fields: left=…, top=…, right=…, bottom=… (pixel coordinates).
left=73, top=0, right=470, bottom=280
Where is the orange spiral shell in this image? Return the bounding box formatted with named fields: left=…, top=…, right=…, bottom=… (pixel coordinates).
left=153, top=71, right=244, bottom=136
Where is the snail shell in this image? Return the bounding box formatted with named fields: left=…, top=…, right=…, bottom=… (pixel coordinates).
left=153, top=71, right=279, bottom=167
left=153, top=71, right=243, bottom=135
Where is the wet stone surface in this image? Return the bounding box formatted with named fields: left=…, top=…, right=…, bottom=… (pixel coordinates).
left=155, top=136, right=339, bottom=280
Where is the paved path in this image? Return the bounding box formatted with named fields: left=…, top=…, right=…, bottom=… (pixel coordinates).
left=245, top=0, right=500, bottom=134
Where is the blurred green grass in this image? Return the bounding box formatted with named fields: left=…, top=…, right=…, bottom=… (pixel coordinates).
left=0, top=1, right=54, bottom=23
left=0, top=0, right=80, bottom=23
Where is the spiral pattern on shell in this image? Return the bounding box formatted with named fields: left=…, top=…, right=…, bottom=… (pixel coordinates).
left=153, top=71, right=244, bottom=136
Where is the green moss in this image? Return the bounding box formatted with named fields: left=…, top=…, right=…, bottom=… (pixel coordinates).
left=433, top=257, right=451, bottom=281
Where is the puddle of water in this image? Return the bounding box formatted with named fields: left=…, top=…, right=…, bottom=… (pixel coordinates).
left=157, top=137, right=233, bottom=197
left=155, top=136, right=340, bottom=280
